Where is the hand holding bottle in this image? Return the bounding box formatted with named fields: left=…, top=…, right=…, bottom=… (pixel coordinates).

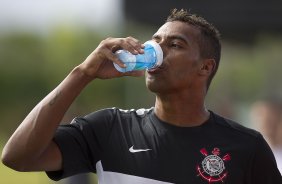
left=78, top=37, right=146, bottom=80
left=114, top=40, right=163, bottom=72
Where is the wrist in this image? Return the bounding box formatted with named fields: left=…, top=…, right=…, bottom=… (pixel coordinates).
left=72, top=65, right=95, bottom=84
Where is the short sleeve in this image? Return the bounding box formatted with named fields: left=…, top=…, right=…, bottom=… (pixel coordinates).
left=246, top=134, right=282, bottom=183
left=46, top=108, right=116, bottom=181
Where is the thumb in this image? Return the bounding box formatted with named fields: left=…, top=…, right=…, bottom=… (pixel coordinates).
left=124, top=70, right=145, bottom=77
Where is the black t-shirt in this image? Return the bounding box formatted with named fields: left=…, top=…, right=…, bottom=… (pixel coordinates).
left=46, top=108, right=282, bottom=184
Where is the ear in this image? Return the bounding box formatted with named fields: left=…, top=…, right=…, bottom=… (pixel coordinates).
left=198, top=59, right=216, bottom=76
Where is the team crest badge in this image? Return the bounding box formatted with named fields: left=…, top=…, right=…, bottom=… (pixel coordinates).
left=196, top=147, right=231, bottom=183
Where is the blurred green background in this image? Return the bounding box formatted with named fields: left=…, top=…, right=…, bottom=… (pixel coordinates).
left=1, top=0, right=282, bottom=183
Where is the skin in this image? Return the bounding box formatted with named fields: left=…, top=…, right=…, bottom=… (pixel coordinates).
left=148, top=21, right=215, bottom=126
left=1, top=21, right=215, bottom=172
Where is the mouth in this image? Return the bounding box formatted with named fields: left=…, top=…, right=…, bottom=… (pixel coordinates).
left=147, top=65, right=165, bottom=74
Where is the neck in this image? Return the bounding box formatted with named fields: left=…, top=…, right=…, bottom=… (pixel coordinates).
left=154, top=90, right=210, bottom=127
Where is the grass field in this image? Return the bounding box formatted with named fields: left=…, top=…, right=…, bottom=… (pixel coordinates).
left=0, top=163, right=51, bottom=184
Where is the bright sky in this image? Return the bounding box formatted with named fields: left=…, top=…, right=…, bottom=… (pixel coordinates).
left=0, top=0, right=123, bottom=33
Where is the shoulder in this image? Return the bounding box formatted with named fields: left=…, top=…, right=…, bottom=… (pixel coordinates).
left=76, top=107, right=153, bottom=125
left=211, top=111, right=261, bottom=139
left=84, top=107, right=153, bottom=117
left=210, top=112, right=277, bottom=164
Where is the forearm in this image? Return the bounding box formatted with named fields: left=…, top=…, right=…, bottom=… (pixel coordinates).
left=2, top=66, right=92, bottom=170
left=1, top=36, right=145, bottom=171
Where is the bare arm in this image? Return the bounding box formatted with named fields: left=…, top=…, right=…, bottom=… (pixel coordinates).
left=1, top=37, right=144, bottom=172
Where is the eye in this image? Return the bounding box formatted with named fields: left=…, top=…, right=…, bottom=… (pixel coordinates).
left=170, top=42, right=182, bottom=48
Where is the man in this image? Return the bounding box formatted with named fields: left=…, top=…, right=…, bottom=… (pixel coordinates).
left=2, top=9, right=282, bottom=184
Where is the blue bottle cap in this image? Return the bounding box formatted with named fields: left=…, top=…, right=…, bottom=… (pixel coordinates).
left=144, top=40, right=163, bottom=67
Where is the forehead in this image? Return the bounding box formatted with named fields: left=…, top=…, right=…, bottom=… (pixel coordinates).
left=154, top=21, right=200, bottom=42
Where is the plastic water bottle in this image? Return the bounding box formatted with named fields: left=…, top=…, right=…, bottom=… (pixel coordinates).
left=113, top=40, right=163, bottom=72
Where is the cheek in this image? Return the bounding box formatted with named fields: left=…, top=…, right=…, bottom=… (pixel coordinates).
left=168, top=59, right=196, bottom=78
left=166, top=50, right=199, bottom=67
left=160, top=51, right=200, bottom=80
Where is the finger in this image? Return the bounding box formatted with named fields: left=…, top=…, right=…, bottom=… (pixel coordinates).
left=104, top=39, right=137, bottom=55
left=112, top=37, right=143, bottom=55
left=117, top=40, right=140, bottom=55
left=104, top=49, right=126, bottom=68
left=104, top=37, right=144, bottom=55
left=126, top=36, right=145, bottom=54
left=102, top=37, right=144, bottom=59
left=124, top=70, right=145, bottom=77
left=111, top=45, right=122, bottom=53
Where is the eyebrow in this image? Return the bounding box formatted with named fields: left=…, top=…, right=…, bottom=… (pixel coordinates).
left=152, top=34, right=189, bottom=45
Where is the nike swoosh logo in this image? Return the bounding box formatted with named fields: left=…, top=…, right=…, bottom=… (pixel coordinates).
left=129, top=146, right=152, bottom=153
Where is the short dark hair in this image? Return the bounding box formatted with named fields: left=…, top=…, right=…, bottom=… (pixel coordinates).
left=166, top=8, right=221, bottom=88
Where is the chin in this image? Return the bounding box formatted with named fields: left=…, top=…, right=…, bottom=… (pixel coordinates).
left=145, top=72, right=171, bottom=93
left=146, top=80, right=166, bottom=94
left=146, top=79, right=158, bottom=93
